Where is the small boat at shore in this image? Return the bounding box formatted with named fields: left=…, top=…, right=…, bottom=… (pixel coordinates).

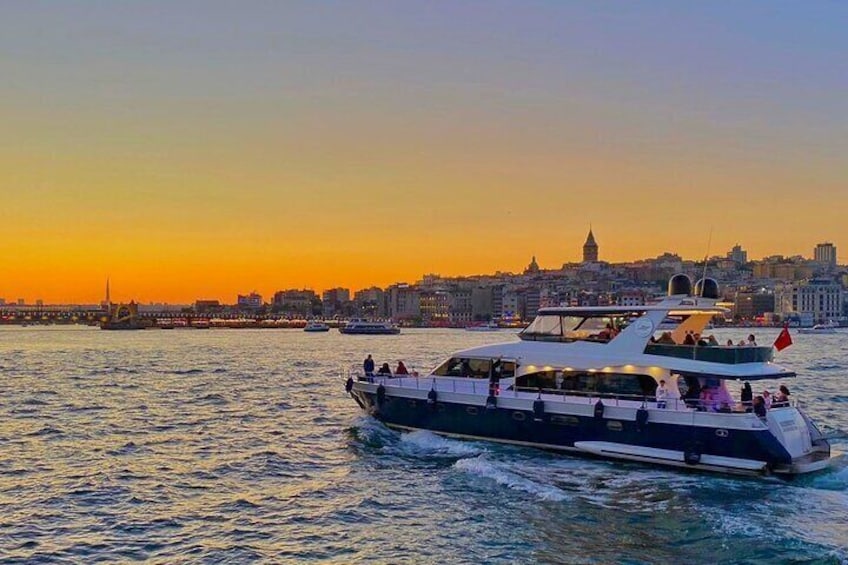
left=345, top=275, right=833, bottom=477
left=339, top=319, right=400, bottom=335
left=798, top=321, right=839, bottom=335
left=304, top=320, right=331, bottom=332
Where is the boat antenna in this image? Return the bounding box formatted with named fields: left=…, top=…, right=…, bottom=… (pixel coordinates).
left=700, top=227, right=713, bottom=297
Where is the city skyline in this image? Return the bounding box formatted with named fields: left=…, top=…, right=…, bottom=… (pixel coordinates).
left=2, top=3, right=847, bottom=303
left=2, top=236, right=843, bottom=306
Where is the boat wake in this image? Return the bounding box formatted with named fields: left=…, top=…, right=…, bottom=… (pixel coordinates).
left=453, top=455, right=569, bottom=502
left=397, top=430, right=488, bottom=458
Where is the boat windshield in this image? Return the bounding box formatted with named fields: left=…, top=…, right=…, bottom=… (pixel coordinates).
left=432, top=357, right=517, bottom=379
left=520, top=313, right=633, bottom=343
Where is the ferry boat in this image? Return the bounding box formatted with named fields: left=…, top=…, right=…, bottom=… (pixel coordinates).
left=304, top=320, right=331, bottom=332
left=345, top=275, right=833, bottom=477
left=798, top=321, right=839, bottom=335
left=339, top=319, right=401, bottom=335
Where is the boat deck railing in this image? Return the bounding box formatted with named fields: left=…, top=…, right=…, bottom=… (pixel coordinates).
left=643, top=344, right=774, bottom=364
left=342, top=369, right=797, bottom=414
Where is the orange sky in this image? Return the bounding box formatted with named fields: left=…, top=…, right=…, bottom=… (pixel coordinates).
left=1, top=4, right=846, bottom=304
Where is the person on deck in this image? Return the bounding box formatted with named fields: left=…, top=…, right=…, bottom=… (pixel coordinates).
left=377, top=362, right=392, bottom=376
left=655, top=379, right=669, bottom=409
left=363, top=354, right=375, bottom=377
left=753, top=395, right=767, bottom=418
left=740, top=381, right=753, bottom=411
left=773, top=385, right=791, bottom=407
left=395, top=361, right=409, bottom=375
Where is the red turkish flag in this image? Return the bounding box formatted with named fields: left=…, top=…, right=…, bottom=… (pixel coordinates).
left=773, top=325, right=793, bottom=352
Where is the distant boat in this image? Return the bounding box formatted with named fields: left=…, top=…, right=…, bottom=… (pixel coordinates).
left=304, top=320, right=331, bottom=332
left=339, top=319, right=400, bottom=335
left=465, top=321, right=500, bottom=332
left=798, top=321, right=839, bottom=335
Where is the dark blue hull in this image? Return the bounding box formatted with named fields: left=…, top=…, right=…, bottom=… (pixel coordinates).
left=350, top=389, right=794, bottom=471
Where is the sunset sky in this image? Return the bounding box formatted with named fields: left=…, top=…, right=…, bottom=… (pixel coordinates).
left=1, top=2, right=846, bottom=303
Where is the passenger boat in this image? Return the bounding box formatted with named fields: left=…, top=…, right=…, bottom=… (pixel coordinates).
left=465, top=321, right=500, bottom=332
left=304, top=320, right=331, bottom=332
left=798, top=321, right=839, bottom=335
left=345, top=275, right=833, bottom=477
left=339, top=319, right=401, bottom=335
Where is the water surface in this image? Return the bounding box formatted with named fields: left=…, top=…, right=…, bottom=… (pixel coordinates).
left=0, top=326, right=845, bottom=563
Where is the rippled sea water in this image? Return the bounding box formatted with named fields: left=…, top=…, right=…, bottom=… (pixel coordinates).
left=0, top=326, right=846, bottom=563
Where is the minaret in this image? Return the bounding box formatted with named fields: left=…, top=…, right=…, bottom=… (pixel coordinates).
left=582, top=227, right=598, bottom=262
left=103, top=277, right=111, bottom=309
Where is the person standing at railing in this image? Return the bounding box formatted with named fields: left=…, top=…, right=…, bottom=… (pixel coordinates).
left=363, top=354, right=375, bottom=380
left=655, top=379, right=668, bottom=409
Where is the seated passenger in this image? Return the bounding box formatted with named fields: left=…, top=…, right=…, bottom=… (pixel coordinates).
left=377, top=362, right=392, bottom=376
left=699, top=387, right=716, bottom=412
left=706, top=335, right=719, bottom=346
left=683, top=377, right=702, bottom=408
left=395, top=361, right=409, bottom=375
left=753, top=395, right=767, bottom=418
left=747, top=334, right=757, bottom=346
left=773, top=385, right=790, bottom=407
left=762, top=389, right=773, bottom=409
left=726, top=339, right=734, bottom=346
left=740, top=381, right=753, bottom=411
left=656, top=331, right=675, bottom=345
left=713, top=384, right=734, bottom=412
left=683, top=331, right=697, bottom=346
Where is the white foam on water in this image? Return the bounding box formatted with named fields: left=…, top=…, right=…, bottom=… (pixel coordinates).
left=808, top=458, right=848, bottom=491
left=396, top=430, right=487, bottom=457
left=453, top=455, right=569, bottom=502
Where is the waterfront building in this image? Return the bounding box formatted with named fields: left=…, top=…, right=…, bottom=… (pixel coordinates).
left=387, top=283, right=420, bottom=322
left=616, top=290, right=649, bottom=307
left=272, top=289, right=318, bottom=316
left=195, top=300, right=222, bottom=314
left=353, top=287, right=387, bottom=318
left=470, top=286, right=495, bottom=321
left=727, top=244, right=748, bottom=264
left=814, top=242, right=837, bottom=272
left=775, top=278, right=844, bottom=325
left=322, top=288, right=351, bottom=318
left=582, top=228, right=599, bottom=263
left=237, top=292, right=263, bottom=311
left=733, top=289, right=775, bottom=321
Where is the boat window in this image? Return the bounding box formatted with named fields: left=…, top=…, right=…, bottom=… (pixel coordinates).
left=520, top=314, right=633, bottom=343
left=516, top=370, right=558, bottom=390
left=516, top=369, right=656, bottom=398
